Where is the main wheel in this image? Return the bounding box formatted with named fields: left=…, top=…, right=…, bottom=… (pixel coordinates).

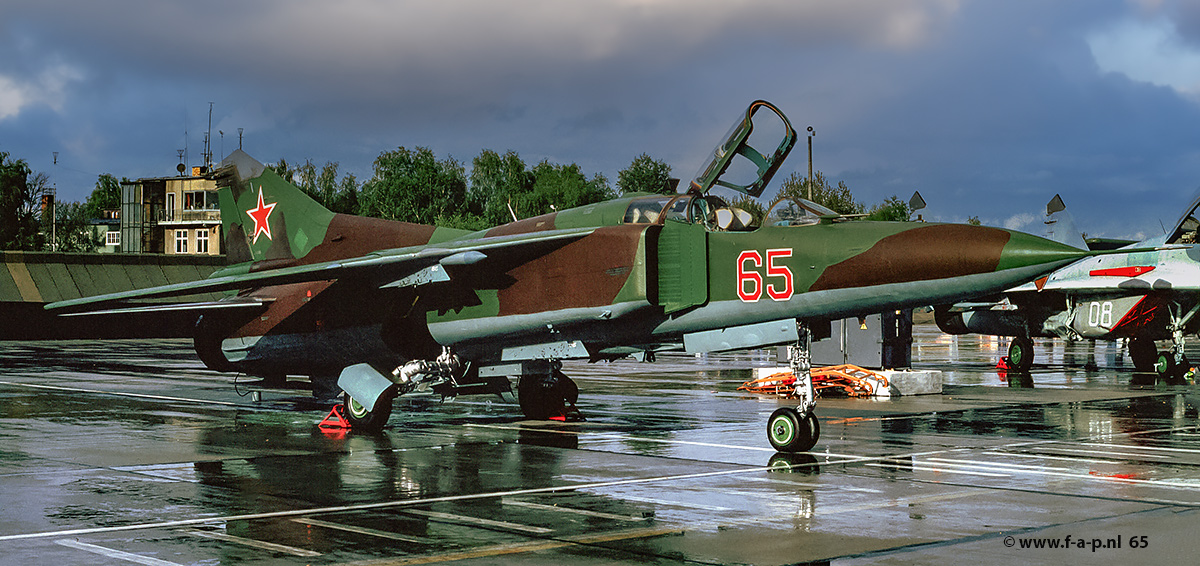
left=518, top=373, right=568, bottom=420
left=767, top=407, right=820, bottom=453
left=343, top=392, right=394, bottom=432
left=1008, top=337, right=1034, bottom=372
left=1128, top=338, right=1157, bottom=372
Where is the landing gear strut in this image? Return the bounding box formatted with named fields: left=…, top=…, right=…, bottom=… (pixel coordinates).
left=336, top=348, right=467, bottom=432
left=768, top=323, right=820, bottom=453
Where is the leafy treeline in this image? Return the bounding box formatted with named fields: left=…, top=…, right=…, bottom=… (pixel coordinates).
left=267, top=148, right=666, bottom=230
left=771, top=171, right=910, bottom=221
left=2, top=144, right=911, bottom=251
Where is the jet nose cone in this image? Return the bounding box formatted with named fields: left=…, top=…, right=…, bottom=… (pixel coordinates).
left=997, top=229, right=1089, bottom=272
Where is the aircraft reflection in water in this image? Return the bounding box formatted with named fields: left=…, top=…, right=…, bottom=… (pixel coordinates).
left=46, top=101, right=1090, bottom=452
left=937, top=193, right=1200, bottom=379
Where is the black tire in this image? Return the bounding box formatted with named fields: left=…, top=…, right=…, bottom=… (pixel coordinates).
left=343, top=392, right=394, bottom=432
left=518, top=374, right=561, bottom=420
left=1008, top=337, right=1034, bottom=372
left=767, top=407, right=820, bottom=453
left=1163, top=353, right=1190, bottom=384
left=1128, top=338, right=1157, bottom=372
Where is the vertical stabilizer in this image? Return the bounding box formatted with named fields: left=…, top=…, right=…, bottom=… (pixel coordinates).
left=214, top=150, right=336, bottom=264
left=1043, top=194, right=1087, bottom=250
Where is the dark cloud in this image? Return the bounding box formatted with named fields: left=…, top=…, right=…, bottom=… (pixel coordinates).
left=3, top=1, right=1200, bottom=240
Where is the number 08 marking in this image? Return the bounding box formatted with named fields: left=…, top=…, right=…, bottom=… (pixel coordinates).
left=737, top=249, right=794, bottom=302
left=1088, top=301, right=1113, bottom=328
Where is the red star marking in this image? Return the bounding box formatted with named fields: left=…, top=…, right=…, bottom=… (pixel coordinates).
left=246, top=186, right=277, bottom=244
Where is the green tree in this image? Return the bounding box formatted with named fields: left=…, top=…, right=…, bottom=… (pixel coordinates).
left=331, top=172, right=360, bottom=215
left=967, top=216, right=981, bottom=226
left=771, top=171, right=863, bottom=215
left=360, top=147, right=468, bottom=225
left=266, top=158, right=297, bottom=184
left=865, top=195, right=911, bottom=221
left=53, top=201, right=103, bottom=252
left=523, top=161, right=614, bottom=217
left=617, top=153, right=673, bottom=195
left=83, top=174, right=122, bottom=219
left=469, top=149, right=533, bottom=225
left=0, top=152, right=44, bottom=250
left=269, top=158, right=359, bottom=215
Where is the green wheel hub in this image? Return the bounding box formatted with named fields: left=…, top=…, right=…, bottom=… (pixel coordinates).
left=770, top=413, right=797, bottom=446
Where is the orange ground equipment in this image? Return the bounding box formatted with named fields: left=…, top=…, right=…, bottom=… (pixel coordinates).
left=739, top=364, right=890, bottom=398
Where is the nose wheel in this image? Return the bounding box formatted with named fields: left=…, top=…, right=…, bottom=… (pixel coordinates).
left=768, top=407, right=820, bottom=452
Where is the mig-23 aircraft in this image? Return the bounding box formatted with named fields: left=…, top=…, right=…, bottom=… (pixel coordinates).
left=46, top=101, right=1091, bottom=452
left=936, top=193, right=1200, bottom=378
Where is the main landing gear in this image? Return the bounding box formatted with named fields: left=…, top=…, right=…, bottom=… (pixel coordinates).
left=517, top=361, right=581, bottom=421
left=1007, top=336, right=1034, bottom=373
left=336, top=352, right=584, bottom=432
left=768, top=324, right=821, bottom=453
left=344, top=389, right=394, bottom=431
left=1129, top=335, right=1191, bottom=382
left=337, top=348, right=467, bottom=433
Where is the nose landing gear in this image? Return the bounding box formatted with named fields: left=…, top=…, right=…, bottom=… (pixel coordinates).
left=768, top=323, right=820, bottom=453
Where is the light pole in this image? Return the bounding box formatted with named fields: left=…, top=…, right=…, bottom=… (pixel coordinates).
left=806, top=126, right=815, bottom=201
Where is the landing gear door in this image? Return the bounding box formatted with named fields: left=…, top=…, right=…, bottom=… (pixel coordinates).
left=656, top=220, right=708, bottom=314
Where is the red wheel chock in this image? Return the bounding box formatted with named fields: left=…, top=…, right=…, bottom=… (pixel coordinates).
left=318, top=405, right=352, bottom=429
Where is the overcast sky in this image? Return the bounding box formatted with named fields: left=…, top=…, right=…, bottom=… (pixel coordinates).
left=4, top=0, right=1200, bottom=240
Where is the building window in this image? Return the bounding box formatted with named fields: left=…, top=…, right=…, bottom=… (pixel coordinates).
left=185, top=190, right=209, bottom=210
left=105, top=231, right=120, bottom=246
left=175, top=230, right=188, bottom=253
left=196, top=229, right=209, bottom=254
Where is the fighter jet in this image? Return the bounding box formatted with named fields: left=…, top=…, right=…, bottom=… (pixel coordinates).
left=935, top=193, right=1200, bottom=378
left=46, top=101, right=1089, bottom=452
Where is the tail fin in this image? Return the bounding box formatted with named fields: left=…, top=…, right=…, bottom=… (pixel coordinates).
left=215, top=150, right=336, bottom=264
left=1042, top=193, right=1087, bottom=250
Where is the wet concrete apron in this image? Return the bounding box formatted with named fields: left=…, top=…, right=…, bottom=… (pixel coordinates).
left=2, top=327, right=1200, bottom=565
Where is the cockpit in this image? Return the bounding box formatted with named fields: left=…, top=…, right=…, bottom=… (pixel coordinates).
left=621, top=193, right=838, bottom=231
left=762, top=197, right=839, bottom=227
left=1166, top=186, right=1200, bottom=245
left=623, top=194, right=758, bottom=231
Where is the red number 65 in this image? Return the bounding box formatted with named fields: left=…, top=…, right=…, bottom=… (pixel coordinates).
left=737, top=249, right=793, bottom=302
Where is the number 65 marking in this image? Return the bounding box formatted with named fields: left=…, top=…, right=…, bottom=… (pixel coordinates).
left=737, top=249, right=793, bottom=302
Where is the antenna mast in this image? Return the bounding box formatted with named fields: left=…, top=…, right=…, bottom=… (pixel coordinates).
left=203, top=102, right=214, bottom=170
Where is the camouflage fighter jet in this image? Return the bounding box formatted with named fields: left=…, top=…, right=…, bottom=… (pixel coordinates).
left=936, top=193, right=1200, bottom=378
left=47, top=101, right=1090, bottom=452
